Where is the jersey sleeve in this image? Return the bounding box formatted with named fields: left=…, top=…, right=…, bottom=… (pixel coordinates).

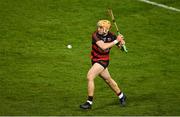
left=92, top=32, right=101, bottom=43
left=110, top=32, right=117, bottom=41
left=109, top=32, right=120, bottom=46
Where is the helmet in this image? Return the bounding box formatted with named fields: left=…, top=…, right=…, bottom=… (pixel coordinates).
left=97, top=20, right=111, bottom=30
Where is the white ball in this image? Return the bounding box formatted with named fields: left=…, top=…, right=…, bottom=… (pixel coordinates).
left=67, top=44, right=72, bottom=49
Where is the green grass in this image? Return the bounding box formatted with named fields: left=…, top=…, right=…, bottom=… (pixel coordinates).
left=0, top=0, right=180, bottom=115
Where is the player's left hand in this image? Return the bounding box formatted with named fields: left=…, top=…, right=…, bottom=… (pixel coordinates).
left=120, top=39, right=125, bottom=45
left=117, top=34, right=125, bottom=43
left=117, top=36, right=125, bottom=48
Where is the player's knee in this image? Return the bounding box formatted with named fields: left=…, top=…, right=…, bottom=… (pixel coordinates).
left=104, top=78, right=111, bottom=83
left=105, top=77, right=117, bottom=85
left=87, top=73, right=95, bottom=81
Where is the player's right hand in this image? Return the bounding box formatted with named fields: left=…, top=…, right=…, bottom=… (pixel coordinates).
left=116, top=35, right=125, bottom=45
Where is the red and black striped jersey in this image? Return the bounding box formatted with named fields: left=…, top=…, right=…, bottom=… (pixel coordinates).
left=91, top=31, right=117, bottom=61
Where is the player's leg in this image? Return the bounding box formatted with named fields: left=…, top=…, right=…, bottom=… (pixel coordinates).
left=87, top=63, right=104, bottom=96
left=99, top=68, right=126, bottom=106
left=99, top=68, right=120, bottom=94
left=80, top=63, right=104, bottom=109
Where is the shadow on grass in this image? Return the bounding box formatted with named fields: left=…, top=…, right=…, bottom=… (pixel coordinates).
left=93, top=99, right=123, bottom=110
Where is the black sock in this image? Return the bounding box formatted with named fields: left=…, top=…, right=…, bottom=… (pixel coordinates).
left=88, top=96, right=93, bottom=101
left=86, top=96, right=93, bottom=105
left=117, top=92, right=124, bottom=99
left=117, top=92, right=121, bottom=96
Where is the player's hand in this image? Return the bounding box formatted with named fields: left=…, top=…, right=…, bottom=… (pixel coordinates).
left=117, top=41, right=125, bottom=48
left=117, top=35, right=125, bottom=46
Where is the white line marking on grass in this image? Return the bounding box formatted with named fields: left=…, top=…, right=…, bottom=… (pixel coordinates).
left=138, top=0, right=180, bottom=12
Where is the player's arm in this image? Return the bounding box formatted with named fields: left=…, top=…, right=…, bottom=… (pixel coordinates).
left=96, top=35, right=124, bottom=50
left=116, top=34, right=125, bottom=48
left=96, top=40, right=117, bottom=50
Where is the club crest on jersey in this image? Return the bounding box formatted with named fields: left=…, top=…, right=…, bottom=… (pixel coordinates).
left=102, top=38, right=106, bottom=42
left=107, top=38, right=112, bottom=41
left=102, top=37, right=111, bottom=42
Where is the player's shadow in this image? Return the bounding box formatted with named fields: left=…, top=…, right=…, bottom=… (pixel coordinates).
left=93, top=100, right=121, bottom=110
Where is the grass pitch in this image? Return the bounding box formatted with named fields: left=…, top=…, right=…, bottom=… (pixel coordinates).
left=0, top=0, right=180, bottom=116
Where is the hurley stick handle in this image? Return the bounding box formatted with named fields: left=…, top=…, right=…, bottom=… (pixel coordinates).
left=108, top=9, right=128, bottom=53
left=117, top=32, right=128, bottom=53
